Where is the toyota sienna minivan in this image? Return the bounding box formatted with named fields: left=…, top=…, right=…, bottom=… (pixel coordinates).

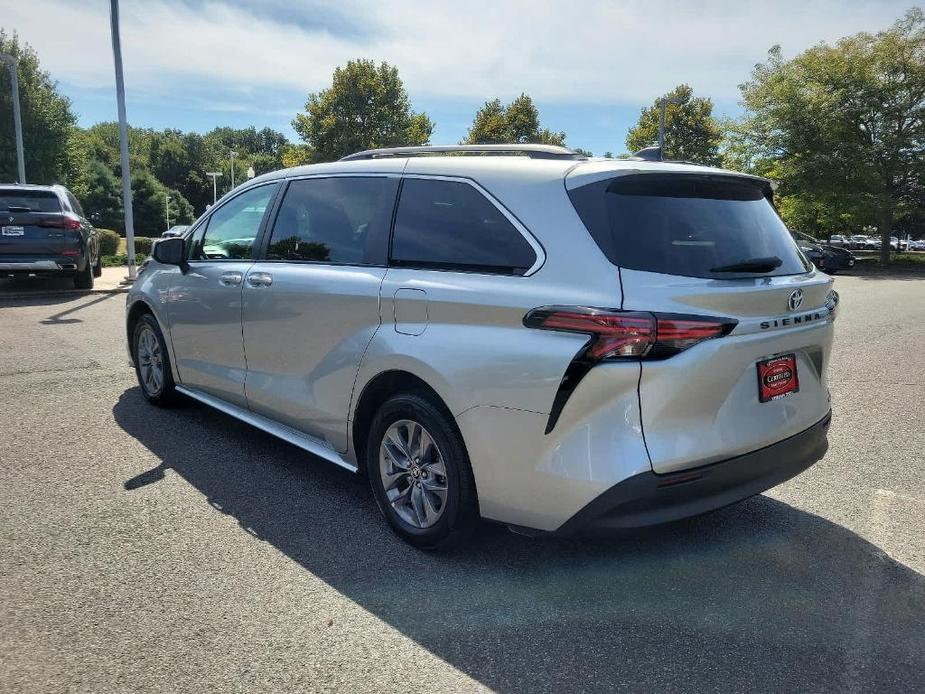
left=126, top=144, right=836, bottom=548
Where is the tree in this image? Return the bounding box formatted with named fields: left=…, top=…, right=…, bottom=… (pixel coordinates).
left=738, top=9, right=925, bottom=262
left=82, top=159, right=123, bottom=231
left=0, top=30, right=85, bottom=190
left=462, top=93, right=566, bottom=145
left=292, top=59, right=433, bottom=162
left=625, top=85, right=723, bottom=165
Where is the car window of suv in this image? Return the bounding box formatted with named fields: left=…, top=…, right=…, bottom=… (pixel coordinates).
left=391, top=178, right=536, bottom=275
left=65, top=191, right=85, bottom=218
left=265, top=176, right=398, bottom=265
left=188, top=183, right=278, bottom=261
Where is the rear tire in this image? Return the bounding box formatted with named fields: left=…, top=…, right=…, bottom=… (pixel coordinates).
left=132, top=314, right=177, bottom=406
left=366, top=393, right=479, bottom=550
left=74, top=259, right=94, bottom=289
left=92, top=254, right=102, bottom=278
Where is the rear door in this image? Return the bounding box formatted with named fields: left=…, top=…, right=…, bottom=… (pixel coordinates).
left=567, top=172, right=835, bottom=473
left=241, top=174, right=398, bottom=452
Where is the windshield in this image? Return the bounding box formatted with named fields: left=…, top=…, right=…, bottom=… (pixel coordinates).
left=568, top=175, right=810, bottom=279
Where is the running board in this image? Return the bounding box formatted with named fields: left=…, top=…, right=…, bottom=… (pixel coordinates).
left=175, top=385, right=358, bottom=473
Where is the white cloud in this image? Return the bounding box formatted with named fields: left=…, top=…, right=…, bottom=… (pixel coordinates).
left=2, top=0, right=913, bottom=106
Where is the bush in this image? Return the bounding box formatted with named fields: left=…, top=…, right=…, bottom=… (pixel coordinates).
left=97, top=228, right=120, bottom=256
left=101, top=253, right=146, bottom=268
left=132, top=237, right=154, bottom=256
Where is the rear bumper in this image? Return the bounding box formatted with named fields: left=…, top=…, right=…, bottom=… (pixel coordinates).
left=0, top=256, right=81, bottom=274
left=556, top=410, right=831, bottom=535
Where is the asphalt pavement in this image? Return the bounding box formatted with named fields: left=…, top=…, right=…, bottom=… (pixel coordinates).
left=0, top=274, right=923, bottom=693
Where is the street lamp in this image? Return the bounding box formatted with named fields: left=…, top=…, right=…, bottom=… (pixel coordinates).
left=229, top=150, right=238, bottom=189
left=656, top=95, right=684, bottom=160
left=205, top=171, right=222, bottom=204
left=0, top=53, right=25, bottom=183
left=164, top=192, right=170, bottom=230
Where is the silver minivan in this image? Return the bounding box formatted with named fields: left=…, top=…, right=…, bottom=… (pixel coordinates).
left=126, top=145, right=836, bottom=548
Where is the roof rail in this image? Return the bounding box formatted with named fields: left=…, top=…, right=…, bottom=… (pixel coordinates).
left=339, top=144, right=586, bottom=162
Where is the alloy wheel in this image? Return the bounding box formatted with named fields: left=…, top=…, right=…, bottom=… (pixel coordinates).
left=379, top=419, right=449, bottom=528
left=137, top=326, right=164, bottom=397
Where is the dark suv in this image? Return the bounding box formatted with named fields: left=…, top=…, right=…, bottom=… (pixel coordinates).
left=0, top=184, right=101, bottom=289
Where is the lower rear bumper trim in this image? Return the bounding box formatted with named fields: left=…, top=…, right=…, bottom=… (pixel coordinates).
left=556, top=411, right=831, bottom=535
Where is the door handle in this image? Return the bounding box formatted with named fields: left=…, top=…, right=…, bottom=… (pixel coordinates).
left=247, top=271, right=273, bottom=288
left=218, top=271, right=243, bottom=287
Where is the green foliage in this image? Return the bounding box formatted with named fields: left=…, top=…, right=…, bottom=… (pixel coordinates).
left=83, top=160, right=123, bottom=230
left=736, top=9, right=925, bottom=260
left=101, top=253, right=145, bottom=268
left=96, top=228, right=120, bottom=256
left=0, top=30, right=85, bottom=191
left=626, top=85, right=722, bottom=165
left=573, top=147, right=593, bottom=157
left=462, top=94, right=566, bottom=145
left=132, top=237, right=154, bottom=256
left=292, top=59, right=433, bottom=162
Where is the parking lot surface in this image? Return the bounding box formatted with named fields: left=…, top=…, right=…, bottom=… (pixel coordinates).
left=1, top=275, right=923, bottom=693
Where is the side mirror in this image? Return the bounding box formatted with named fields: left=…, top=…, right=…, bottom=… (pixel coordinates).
left=152, top=237, right=186, bottom=266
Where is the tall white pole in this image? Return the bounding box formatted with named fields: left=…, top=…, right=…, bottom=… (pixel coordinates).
left=0, top=54, right=25, bottom=183
left=109, top=0, right=136, bottom=280
left=205, top=172, right=221, bottom=205
left=229, top=150, right=237, bottom=190
left=164, top=192, right=170, bottom=230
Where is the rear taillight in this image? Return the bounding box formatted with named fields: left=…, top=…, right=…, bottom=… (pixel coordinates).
left=524, top=306, right=737, bottom=433
left=524, top=306, right=735, bottom=362
left=38, top=215, right=81, bottom=230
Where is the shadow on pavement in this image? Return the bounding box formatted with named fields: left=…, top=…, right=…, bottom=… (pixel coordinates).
left=113, top=388, right=925, bottom=693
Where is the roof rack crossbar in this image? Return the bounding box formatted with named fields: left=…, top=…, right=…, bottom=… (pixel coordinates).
left=340, top=144, right=586, bottom=162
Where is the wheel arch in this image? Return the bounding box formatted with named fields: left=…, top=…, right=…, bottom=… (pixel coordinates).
left=126, top=298, right=176, bottom=377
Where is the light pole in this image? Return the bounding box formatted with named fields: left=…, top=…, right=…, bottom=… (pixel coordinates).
left=656, top=95, right=684, bottom=160
left=206, top=171, right=222, bottom=204
left=229, top=150, right=238, bottom=189
left=164, top=192, right=170, bottom=230
left=109, top=0, right=137, bottom=281
left=0, top=53, right=25, bottom=183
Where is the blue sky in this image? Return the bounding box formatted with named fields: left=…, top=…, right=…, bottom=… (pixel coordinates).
left=2, top=0, right=915, bottom=155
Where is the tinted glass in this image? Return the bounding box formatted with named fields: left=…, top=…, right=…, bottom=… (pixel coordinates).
left=266, top=176, right=397, bottom=265
left=65, top=192, right=84, bottom=217
left=568, top=175, right=809, bottom=278
left=391, top=178, right=536, bottom=274
left=0, top=190, right=61, bottom=212
left=189, top=184, right=277, bottom=260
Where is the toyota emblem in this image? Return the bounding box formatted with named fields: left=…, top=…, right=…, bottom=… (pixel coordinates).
left=788, top=288, right=804, bottom=311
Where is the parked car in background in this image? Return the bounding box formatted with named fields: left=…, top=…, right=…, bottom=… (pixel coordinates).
left=0, top=184, right=100, bottom=289
left=126, top=144, right=836, bottom=548
left=848, top=235, right=879, bottom=250
left=791, top=231, right=855, bottom=274
left=828, top=234, right=849, bottom=247
left=162, top=225, right=189, bottom=238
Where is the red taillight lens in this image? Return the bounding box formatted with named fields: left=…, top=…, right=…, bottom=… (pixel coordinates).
left=531, top=309, right=656, bottom=359
left=38, top=215, right=81, bottom=230
left=524, top=306, right=736, bottom=361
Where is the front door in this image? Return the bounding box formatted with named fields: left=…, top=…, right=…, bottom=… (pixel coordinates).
left=166, top=183, right=279, bottom=408
left=242, top=175, right=398, bottom=452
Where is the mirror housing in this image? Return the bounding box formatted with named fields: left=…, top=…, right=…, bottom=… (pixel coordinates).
left=152, top=237, right=186, bottom=266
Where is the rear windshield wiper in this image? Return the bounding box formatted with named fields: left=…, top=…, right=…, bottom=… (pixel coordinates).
left=710, top=256, right=782, bottom=273
left=4, top=205, right=31, bottom=213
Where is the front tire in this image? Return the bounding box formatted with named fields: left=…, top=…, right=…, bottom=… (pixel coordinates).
left=366, top=393, right=479, bottom=549
left=133, top=314, right=176, bottom=406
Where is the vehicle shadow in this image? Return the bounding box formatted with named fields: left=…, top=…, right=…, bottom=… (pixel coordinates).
left=112, top=388, right=925, bottom=693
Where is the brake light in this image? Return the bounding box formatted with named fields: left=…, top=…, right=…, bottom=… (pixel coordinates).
left=524, top=306, right=736, bottom=361
left=524, top=306, right=738, bottom=434
left=38, top=215, right=81, bottom=230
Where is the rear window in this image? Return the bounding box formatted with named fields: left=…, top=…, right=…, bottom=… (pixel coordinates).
left=0, top=190, right=62, bottom=213
left=568, top=175, right=809, bottom=278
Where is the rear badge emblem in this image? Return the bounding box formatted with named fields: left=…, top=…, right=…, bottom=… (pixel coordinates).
left=788, top=288, right=804, bottom=311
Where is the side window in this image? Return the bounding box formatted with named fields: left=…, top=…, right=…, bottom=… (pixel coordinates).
left=189, top=184, right=278, bottom=261
left=265, top=176, right=398, bottom=265
left=65, top=192, right=84, bottom=218
left=391, top=178, right=536, bottom=275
